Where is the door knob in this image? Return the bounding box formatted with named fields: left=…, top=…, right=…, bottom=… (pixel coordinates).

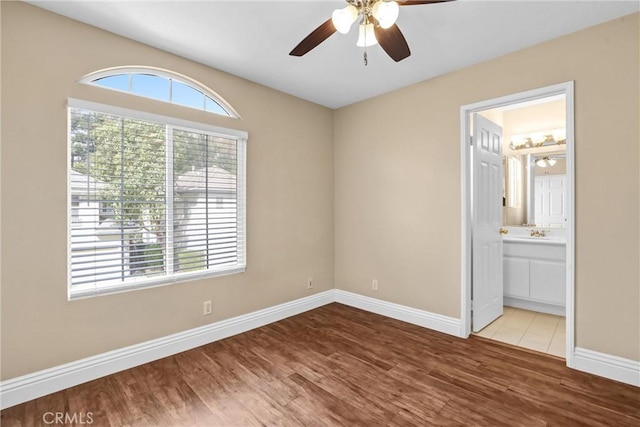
left=499, top=228, right=509, bottom=235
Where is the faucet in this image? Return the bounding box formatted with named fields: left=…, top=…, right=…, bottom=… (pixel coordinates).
left=529, top=229, right=546, bottom=237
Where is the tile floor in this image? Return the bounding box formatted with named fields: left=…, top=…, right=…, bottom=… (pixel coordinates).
left=475, top=306, right=565, bottom=358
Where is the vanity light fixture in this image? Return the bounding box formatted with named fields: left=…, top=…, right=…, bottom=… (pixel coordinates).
left=509, top=128, right=566, bottom=150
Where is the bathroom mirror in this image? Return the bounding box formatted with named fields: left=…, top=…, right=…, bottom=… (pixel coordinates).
left=503, top=148, right=567, bottom=227
left=476, top=94, right=567, bottom=228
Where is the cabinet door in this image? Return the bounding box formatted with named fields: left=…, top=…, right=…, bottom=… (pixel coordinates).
left=530, top=260, right=565, bottom=305
left=504, top=257, right=529, bottom=298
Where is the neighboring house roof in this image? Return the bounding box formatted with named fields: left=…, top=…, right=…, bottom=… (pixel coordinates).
left=175, top=165, right=236, bottom=193
left=70, top=169, right=106, bottom=195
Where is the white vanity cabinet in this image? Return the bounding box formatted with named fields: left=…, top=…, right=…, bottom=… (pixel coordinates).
left=503, top=239, right=566, bottom=316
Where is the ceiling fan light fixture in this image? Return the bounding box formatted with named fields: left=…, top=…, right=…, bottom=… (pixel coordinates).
left=535, top=158, right=547, bottom=168
left=290, top=0, right=452, bottom=62
left=356, top=23, right=378, bottom=47
left=331, top=5, right=359, bottom=34
left=547, top=158, right=557, bottom=166
left=372, top=1, right=400, bottom=29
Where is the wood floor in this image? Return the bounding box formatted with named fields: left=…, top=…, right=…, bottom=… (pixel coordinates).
left=2, top=303, right=639, bottom=426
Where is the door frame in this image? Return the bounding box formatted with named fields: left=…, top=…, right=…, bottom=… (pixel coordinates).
left=459, top=81, right=576, bottom=368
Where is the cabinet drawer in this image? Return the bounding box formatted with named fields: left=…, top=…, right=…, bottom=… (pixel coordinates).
left=504, top=241, right=566, bottom=261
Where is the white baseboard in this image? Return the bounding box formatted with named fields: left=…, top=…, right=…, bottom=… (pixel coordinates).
left=335, top=290, right=462, bottom=337
left=0, top=290, right=335, bottom=410
left=572, top=347, right=640, bottom=387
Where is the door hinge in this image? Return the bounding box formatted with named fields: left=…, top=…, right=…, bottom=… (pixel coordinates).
left=470, top=136, right=474, bottom=146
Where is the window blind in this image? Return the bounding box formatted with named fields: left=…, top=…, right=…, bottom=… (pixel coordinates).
left=69, top=102, right=246, bottom=298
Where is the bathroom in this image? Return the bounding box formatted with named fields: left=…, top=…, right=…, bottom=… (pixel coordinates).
left=475, top=94, right=567, bottom=358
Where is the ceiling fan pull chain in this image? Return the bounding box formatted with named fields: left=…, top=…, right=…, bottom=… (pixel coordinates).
left=363, top=17, right=369, bottom=66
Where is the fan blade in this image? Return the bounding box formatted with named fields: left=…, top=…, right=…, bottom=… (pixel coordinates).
left=398, top=0, right=454, bottom=5
left=374, top=23, right=411, bottom=62
left=289, top=19, right=337, bottom=57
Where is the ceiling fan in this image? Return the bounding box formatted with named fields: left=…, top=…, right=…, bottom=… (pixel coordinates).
left=289, top=0, right=454, bottom=64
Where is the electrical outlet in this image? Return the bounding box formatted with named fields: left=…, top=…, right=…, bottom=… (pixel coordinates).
left=203, top=300, right=212, bottom=316
left=306, top=277, right=314, bottom=290
left=372, top=279, right=378, bottom=291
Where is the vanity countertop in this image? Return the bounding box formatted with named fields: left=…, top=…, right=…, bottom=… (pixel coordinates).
left=502, top=226, right=566, bottom=245
left=503, top=236, right=566, bottom=245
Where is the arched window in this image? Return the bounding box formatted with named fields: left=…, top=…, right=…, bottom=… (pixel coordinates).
left=79, top=66, right=239, bottom=118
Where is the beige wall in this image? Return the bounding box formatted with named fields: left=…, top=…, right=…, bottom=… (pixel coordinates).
left=0, top=0, right=3, bottom=377
left=334, top=14, right=639, bottom=360
left=1, top=2, right=334, bottom=379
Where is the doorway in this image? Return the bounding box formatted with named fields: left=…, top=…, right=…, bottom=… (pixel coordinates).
left=460, top=82, right=576, bottom=368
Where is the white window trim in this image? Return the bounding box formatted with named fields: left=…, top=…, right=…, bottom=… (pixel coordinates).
left=67, top=98, right=247, bottom=300
left=77, top=66, right=241, bottom=119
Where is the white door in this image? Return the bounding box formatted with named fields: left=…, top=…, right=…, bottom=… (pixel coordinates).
left=535, top=174, right=567, bottom=227
left=472, top=114, right=504, bottom=332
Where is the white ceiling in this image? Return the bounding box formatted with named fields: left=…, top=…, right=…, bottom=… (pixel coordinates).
left=29, top=0, right=639, bottom=109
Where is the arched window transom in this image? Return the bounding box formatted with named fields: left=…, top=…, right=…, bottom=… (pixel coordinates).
left=79, top=67, right=239, bottom=118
